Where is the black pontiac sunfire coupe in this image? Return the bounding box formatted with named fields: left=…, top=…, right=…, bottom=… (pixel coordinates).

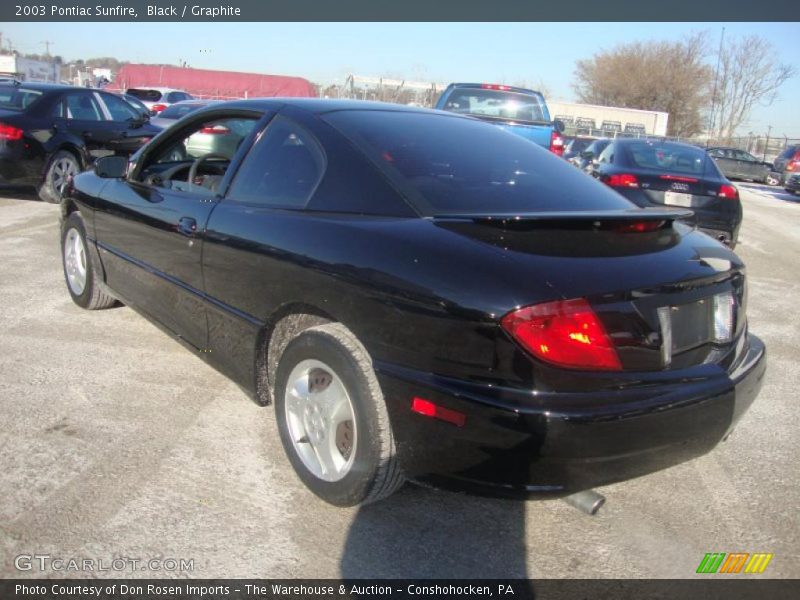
left=60, top=99, right=766, bottom=506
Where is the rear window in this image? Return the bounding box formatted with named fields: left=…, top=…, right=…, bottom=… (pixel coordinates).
left=324, top=110, right=634, bottom=217
left=624, top=141, right=710, bottom=175
left=0, top=86, right=43, bottom=111
left=158, top=103, right=206, bottom=119
left=126, top=88, right=163, bottom=102
left=440, top=88, right=548, bottom=123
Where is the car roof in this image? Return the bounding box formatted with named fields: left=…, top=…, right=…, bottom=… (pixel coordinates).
left=126, top=86, right=186, bottom=92
left=194, top=97, right=453, bottom=116
left=613, top=138, right=704, bottom=150
left=0, top=82, right=83, bottom=92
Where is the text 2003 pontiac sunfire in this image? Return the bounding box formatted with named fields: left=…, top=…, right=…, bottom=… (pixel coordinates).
left=60, top=99, right=766, bottom=506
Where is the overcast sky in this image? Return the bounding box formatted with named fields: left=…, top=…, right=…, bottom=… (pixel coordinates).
left=3, top=22, right=798, bottom=135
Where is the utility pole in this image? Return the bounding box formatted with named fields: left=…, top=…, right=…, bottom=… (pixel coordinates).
left=763, top=125, right=772, bottom=162
left=707, top=26, right=725, bottom=142
left=41, top=40, right=53, bottom=56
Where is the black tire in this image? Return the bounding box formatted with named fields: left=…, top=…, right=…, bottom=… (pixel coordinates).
left=38, top=150, right=81, bottom=204
left=274, top=323, right=404, bottom=506
left=61, top=212, right=116, bottom=310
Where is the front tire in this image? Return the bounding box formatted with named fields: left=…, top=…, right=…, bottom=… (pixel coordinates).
left=39, top=150, right=80, bottom=204
left=61, top=212, right=116, bottom=310
left=274, top=323, right=404, bottom=506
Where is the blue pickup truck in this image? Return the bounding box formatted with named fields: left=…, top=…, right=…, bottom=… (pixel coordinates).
left=435, top=83, right=565, bottom=155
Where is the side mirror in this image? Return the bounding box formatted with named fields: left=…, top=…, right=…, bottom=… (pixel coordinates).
left=95, top=155, right=128, bottom=179
left=553, top=119, right=566, bottom=134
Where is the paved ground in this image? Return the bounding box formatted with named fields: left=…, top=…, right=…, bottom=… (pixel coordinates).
left=0, top=185, right=798, bottom=579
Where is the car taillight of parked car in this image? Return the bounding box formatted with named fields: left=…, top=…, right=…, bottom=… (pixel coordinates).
left=605, top=173, right=639, bottom=188
left=0, top=122, right=24, bottom=141
left=199, top=125, right=231, bottom=135
left=787, top=156, right=800, bottom=172
left=718, top=184, right=739, bottom=199
left=550, top=131, right=565, bottom=156
left=501, top=298, right=622, bottom=371
left=151, top=104, right=167, bottom=113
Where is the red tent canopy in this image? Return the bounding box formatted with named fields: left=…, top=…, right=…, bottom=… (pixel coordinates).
left=111, top=64, right=317, bottom=100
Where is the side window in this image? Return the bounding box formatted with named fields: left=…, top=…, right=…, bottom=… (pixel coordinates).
left=735, top=150, right=755, bottom=162
left=99, top=93, right=139, bottom=122
left=227, top=116, right=325, bottom=208
left=64, top=93, right=103, bottom=121
left=709, top=149, right=725, bottom=158
left=598, top=144, right=614, bottom=164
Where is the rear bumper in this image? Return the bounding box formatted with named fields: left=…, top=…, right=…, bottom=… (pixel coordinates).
left=785, top=175, right=800, bottom=192
left=377, top=333, right=766, bottom=497
left=0, top=145, right=44, bottom=187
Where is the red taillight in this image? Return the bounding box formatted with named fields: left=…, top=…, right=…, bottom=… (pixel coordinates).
left=605, top=173, right=639, bottom=188
left=0, top=122, right=24, bottom=141
left=718, top=184, right=738, bottom=199
left=410, top=397, right=466, bottom=427
left=659, top=174, right=698, bottom=183
left=151, top=104, right=167, bottom=113
left=481, top=84, right=510, bottom=91
left=787, top=160, right=800, bottom=172
left=613, top=220, right=665, bottom=233
left=550, top=130, right=565, bottom=156
left=199, top=125, right=230, bottom=135
left=501, top=298, right=622, bottom=371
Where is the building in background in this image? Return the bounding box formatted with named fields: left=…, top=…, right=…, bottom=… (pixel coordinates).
left=549, top=101, right=669, bottom=137
left=0, top=54, right=60, bottom=83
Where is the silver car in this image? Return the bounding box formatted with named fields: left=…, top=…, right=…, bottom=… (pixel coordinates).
left=124, top=87, right=194, bottom=114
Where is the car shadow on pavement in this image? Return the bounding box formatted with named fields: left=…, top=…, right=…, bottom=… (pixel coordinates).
left=340, top=483, right=530, bottom=579
left=0, top=187, right=40, bottom=202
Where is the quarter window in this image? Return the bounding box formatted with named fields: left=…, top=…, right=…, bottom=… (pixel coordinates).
left=227, top=116, right=325, bottom=208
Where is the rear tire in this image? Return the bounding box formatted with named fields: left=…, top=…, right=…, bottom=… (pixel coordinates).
left=274, top=323, right=404, bottom=506
left=765, top=173, right=780, bottom=186
left=39, top=150, right=80, bottom=204
left=61, top=212, right=116, bottom=310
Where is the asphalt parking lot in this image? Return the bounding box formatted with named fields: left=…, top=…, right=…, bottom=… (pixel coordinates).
left=0, top=185, right=798, bottom=579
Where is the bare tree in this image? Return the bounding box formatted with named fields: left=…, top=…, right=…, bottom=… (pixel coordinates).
left=573, top=33, right=712, bottom=137
left=711, top=36, right=795, bottom=140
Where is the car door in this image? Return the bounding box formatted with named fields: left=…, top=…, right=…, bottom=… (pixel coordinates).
left=95, top=91, right=158, bottom=155
left=708, top=148, right=739, bottom=179
left=93, top=109, right=265, bottom=350
left=734, top=150, right=763, bottom=181
left=54, top=91, right=114, bottom=160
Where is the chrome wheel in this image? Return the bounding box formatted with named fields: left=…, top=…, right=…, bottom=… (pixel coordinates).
left=51, top=155, right=78, bottom=196
left=64, top=228, right=87, bottom=295
left=283, top=359, right=357, bottom=482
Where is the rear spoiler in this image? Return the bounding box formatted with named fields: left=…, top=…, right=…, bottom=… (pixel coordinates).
left=432, top=208, right=693, bottom=223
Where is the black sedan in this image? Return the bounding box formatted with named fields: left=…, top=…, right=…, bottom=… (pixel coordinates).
left=592, top=138, right=743, bottom=247
left=0, top=82, right=160, bottom=203
left=60, top=99, right=765, bottom=506
left=707, top=146, right=771, bottom=183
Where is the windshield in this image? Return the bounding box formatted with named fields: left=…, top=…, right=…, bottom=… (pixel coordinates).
left=325, top=110, right=634, bottom=217
left=625, top=141, right=712, bottom=176
left=158, top=103, right=207, bottom=119
left=0, top=86, right=43, bottom=111
left=126, top=88, right=163, bottom=101
left=439, top=88, right=549, bottom=123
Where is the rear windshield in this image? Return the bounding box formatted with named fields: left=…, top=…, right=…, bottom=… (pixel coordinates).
left=324, top=110, right=635, bottom=216
left=158, top=103, right=206, bottom=119
left=624, top=141, right=710, bottom=175
left=0, top=86, right=43, bottom=111
left=126, top=88, right=163, bottom=101
left=439, top=88, right=549, bottom=123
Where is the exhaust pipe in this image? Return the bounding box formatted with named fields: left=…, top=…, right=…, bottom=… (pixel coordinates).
left=563, top=490, right=606, bottom=515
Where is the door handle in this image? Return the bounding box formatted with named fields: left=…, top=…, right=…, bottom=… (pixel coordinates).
left=177, top=216, right=197, bottom=236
